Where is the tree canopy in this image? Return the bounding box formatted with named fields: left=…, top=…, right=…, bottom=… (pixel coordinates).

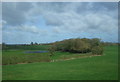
left=50, top=38, right=103, bottom=55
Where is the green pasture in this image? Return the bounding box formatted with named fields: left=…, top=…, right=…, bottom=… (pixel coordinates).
left=2, top=49, right=92, bottom=65
left=2, top=46, right=118, bottom=80
left=4, top=45, right=50, bottom=50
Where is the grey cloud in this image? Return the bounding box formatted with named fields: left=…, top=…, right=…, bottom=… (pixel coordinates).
left=2, top=2, right=118, bottom=43
left=33, top=2, right=117, bottom=27
left=2, top=2, right=33, bottom=26
left=4, top=24, right=48, bottom=34
left=92, top=2, right=118, bottom=11
left=36, top=2, right=71, bottom=13
left=85, top=2, right=117, bottom=12
left=37, top=6, right=117, bottom=34
left=2, top=2, right=117, bottom=27
left=16, top=2, right=33, bottom=12
left=43, top=13, right=64, bottom=26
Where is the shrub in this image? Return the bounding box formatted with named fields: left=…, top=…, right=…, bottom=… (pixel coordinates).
left=50, top=38, right=103, bottom=54
left=52, top=38, right=91, bottom=53
left=91, top=46, right=103, bottom=55
left=48, top=45, right=56, bottom=56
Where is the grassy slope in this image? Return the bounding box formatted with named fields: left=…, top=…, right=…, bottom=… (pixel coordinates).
left=2, top=46, right=118, bottom=80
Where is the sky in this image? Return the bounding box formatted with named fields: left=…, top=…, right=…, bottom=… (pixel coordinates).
left=1, top=2, right=118, bottom=44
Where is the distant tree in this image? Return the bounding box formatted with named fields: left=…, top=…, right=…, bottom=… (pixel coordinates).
left=0, top=44, right=2, bottom=50
left=48, top=45, right=56, bottom=57
left=90, top=38, right=101, bottom=47
left=2, top=43, right=8, bottom=50
left=35, top=42, right=38, bottom=45
left=31, top=42, right=34, bottom=45
left=91, top=46, right=103, bottom=55
left=90, top=38, right=103, bottom=55
left=2, top=43, right=6, bottom=46
left=70, top=39, right=90, bottom=53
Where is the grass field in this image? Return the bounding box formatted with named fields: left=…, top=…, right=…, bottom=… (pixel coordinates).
left=2, top=45, right=92, bottom=65
left=2, top=46, right=118, bottom=80
left=4, top=45, right=50, bottom=50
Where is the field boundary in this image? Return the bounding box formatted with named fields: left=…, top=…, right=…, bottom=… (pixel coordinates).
left=3, top=54, right=102, bottom=65
left=50, top=54, right=102, bottom=62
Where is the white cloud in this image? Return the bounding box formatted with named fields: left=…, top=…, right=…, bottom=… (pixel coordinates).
left=4, top=24, right=48, bottom=35
left=2, top=2, right=118, bottom=43
left=28, top=2, right=117, bottom=35
left=18, top=25, right=41, bottom=33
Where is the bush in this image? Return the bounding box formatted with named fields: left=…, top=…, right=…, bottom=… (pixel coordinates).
left=48, top=44, right=56, bottom=56
left=91, top=46, right=103, bottom=55
left=69, top=39, right=91, bottom=53
left=50, top=38, right=103, bottom=54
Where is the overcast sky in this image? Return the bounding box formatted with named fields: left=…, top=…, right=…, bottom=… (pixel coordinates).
left=2, top=2, right=118, bottom=44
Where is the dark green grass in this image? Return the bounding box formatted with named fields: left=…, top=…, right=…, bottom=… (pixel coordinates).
left=2, top=45, right=51, bottom=65
left=2, top=50, right=51, bottom=65
left=2, top=50, right=91, bottom=65
left=2, top=46, right=118, bottom=80
left=5, top=45, right=50, bottom=50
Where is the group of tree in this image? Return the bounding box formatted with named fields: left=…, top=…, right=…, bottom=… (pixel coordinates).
left=30, top=42, right=52, bottom=45
left=101, top=42, right=118, bottom=46
left=30, top=42, right=38, bottom=45
left=2, top=43, right=9, bottom=50
left=49, top=38, right=104, bottom=55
